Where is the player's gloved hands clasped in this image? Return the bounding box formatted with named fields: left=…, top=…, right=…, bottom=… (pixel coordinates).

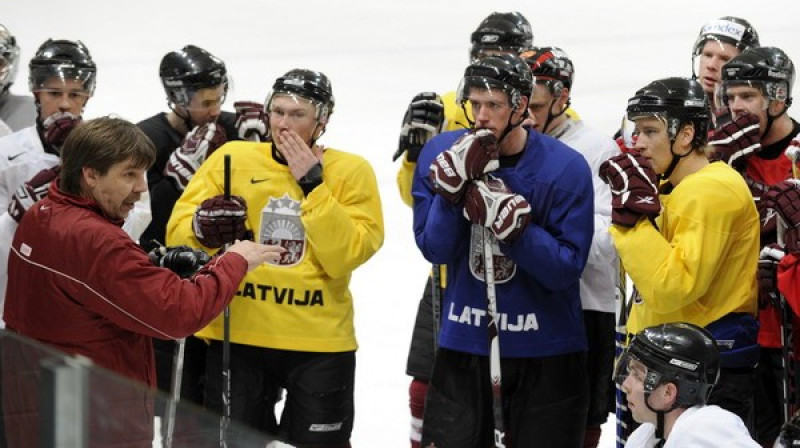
left=8, top=165, right=61, bottom=223
left=761, top=179, right=800, bottom=253
left=758, top=243, right=786, bottom=309
left=165, top=123, right=227, bottom=190
left=708, top=112, right=761, bottom=171
left=393, top=92, right=445, bottom=162
left=429, top=128, right=499, bottom=204
left=42, top=112, right=82, bottom=150
left=192, top=194, right=249, bottom=249
left=463, top=175, right=531, bottom=244
left=149, top=244, right=212, bottom=278
left=598, top=152, right=661, bottom=228
left=234, top=101, right=268, bottom=141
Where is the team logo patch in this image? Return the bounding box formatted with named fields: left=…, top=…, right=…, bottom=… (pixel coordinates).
left=468, top=225, right=515, bottom=283
left=259, top=193, right=305, bottom=266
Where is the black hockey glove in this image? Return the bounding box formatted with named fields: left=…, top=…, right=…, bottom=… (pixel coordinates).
left=149, top=245, right=212, bottom=278
left=392, top=92, right=445, bottom=162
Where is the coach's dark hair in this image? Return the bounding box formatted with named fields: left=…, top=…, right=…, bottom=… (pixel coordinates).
left=59, top=116, right=156, bottom=195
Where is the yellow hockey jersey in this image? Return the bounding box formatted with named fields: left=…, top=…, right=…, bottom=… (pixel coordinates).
left=167, top=141, right=384, bottom=352
left=610, top=162, right=759, bottom=334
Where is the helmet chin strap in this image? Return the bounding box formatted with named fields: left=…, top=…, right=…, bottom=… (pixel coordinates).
left=660, top=137, right=694, bottom=181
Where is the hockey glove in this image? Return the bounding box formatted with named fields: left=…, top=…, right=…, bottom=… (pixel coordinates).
left=463, top=176, right=531, bottom=244
left=758, top=243, right=786, bottom=309
left=149, top=244, right=212, bottom=278
left=7, top=165, right=61, bottom=223
left=429, top=128, right=499, bottom=204
left=598, top=152, right=660, bottom=228
left=393, top=92, right=445, bottom=162
left=165, top=123, right=227, bottom=190
left=42, top=112, right=81, bottom=150
left=708, top=112, right=761, bottom=171
left=761, top=179, right=800, bottom=253
left=192, top=194, right=249, bottom=249
left=234, top=101, right=268, bottom=141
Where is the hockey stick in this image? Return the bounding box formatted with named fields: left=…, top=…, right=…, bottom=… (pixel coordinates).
left=220, top=154, right=232, bottom=446
left=164, top=337, right=186, bottom=448
left=431, top=264, right=442, bottom=349
left=482, top=227, right=507, bottom=448
left=614, top=261, right=633, bottom=448
left=778, top=147, right=800, bottom=423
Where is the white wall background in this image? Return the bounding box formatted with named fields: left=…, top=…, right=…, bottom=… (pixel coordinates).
left=4, top=1, right=798, bottom=446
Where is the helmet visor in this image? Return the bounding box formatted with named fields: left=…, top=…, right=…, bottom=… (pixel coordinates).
left=30, top=64, right=95, bottom=96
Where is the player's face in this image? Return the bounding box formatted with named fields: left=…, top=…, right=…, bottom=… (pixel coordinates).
left=632, top=117, right=671, bottom=175
left=621, top=359, right=658, bottom=424
left=726, top=85, right=769, bottom=134
left=83, top=157, right=148, bottom=221
left=527, top=83, right=557, bottom=133
left=268, top=94, right=321, bottom=146
left=696, top=40, right=739, bottom=95
left=35, top=78, right=90, bottom=120
left=185, top=85, right=225, bottom=126
left=467, top=88, right=525, bottom=139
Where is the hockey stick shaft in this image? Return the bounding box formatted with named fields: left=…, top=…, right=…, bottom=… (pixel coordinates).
left=221, top=154, right=232, bottom=445
left=614, top=260, right=632, bottom=448
left=483, top=228, right=507, bottom=448
left=164, top=337, right=186, bottom=448
left=431, top=264, right=442, bottom=349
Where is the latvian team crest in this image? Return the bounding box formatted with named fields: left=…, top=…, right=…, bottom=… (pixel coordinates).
left=259, top=193, right=305, bottom=266
left=468, top=225, right=516, bottom=283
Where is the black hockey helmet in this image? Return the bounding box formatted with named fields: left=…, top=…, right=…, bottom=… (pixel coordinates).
left=627, top=77, right=710, bottom=148
left=28, top=39, right=96, bottom=96
left=779, top=411, right=800, bottom=447
left=520, top=46, right=575, bottom=92
left=265, top=68, right=335, bottom=122
left=159, top=45, right=228, bottom=107
left=720, top=46, right=794, bottom=107
left=457, top=53, right=534, bottom=111
left=0, top=24, right=20, bottom=96
left=470, top=12, right=534, bottom=62
left=615, top=322, right=720, bottom=409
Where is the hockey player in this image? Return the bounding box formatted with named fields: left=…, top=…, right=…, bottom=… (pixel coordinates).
left=167, top=68, right=384, bottom=447
left=395, top=12, right=534, bottom=447
left=0, top=39, right=152, bottom=326
left=616, top=322, right=759, bottom=447
left=0, top=24, right=35, bottom=133
left=414, top=53, right=593, bottom=447
left=708, top=46, right=799, bottom=445
left=521, top=46, right=619, bottom=448
left=691, top=16, right=760, bottom=126
left=604, top=77, right=761, bottom=433
left=3, top=116, right=284, bottom=447
left=136, top=44, right=242, bottom=409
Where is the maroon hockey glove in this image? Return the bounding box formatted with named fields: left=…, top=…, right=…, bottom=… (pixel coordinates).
left=598, top=152, right=660, bottom=228
left=149, top=244, right=212, bottom=278
left=234, top=101, right=268, bottom=141
left=42, top=112, right=81, bottom=149
left=393, top=92, right=445, bottom=162
left=192, top=194, right=249, bottom=248
left=463, top=176, right=532, bottom=244
left=165, top=123, right=227, bottom=190
left=761, top=179, right=800, bottom=253
left=708, top=112, right=761, bottom=171
left=7, top=165, right=61, bottom=223
left=429, top=128, right=499, bottom=204
left=758, top=243, right=786, bottom=309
